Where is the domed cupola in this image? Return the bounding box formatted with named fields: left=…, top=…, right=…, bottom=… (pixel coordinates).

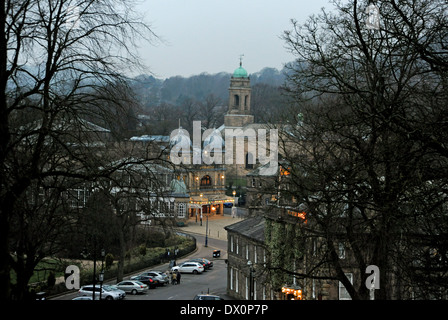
left=233, top=63, right=248, bottom=78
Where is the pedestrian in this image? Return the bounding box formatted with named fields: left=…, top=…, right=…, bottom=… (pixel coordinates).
left=176, top=270, right=181, bottom=285
left=165, top=270, right=170, bottom=283
left=171, top=270, right=177, bottom=285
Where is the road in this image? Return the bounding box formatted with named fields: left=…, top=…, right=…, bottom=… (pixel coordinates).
left=51, top=232, right=231, bottom=300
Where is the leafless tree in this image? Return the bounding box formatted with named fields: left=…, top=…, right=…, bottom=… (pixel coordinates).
left=275, top=0, right=448, bottom=299
left=92, top=160, right=177, bottom=282
left=180, top=97, right=199, bottom=133
left=198, top=93, right=222, bottom=129
left=0, top=0, right=159, bottom=300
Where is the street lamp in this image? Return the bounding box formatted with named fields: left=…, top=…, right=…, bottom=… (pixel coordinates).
left=205, top=206, right=211, bottom=248
left=99, top=249, right=105, bottom=300
left=200, top=193, right=203, bottom=226
left=247, top=260, right=254, bottom=300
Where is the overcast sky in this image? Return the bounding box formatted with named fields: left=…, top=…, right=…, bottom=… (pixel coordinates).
left=136, top=0, right=331, bottom=79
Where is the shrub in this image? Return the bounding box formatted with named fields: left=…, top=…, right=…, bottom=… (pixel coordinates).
left=105, top=253, right=114, bottom=270
left=139, top=244, right=147, bottom=257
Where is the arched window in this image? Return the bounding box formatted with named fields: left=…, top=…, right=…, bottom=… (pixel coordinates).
left=246, top=153, right=254, bottom=169
left=200, top=175, right=212, bottom=186
left=234, top=94, right=240, bottom=107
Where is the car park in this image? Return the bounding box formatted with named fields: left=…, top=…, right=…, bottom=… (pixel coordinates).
left=140, top=270, right=169, bottom=286
left=130, top=275, right=157, bottom=288
left=172, top=261, right=204, bottom=274
left=77, top=284, right=123, bottom=300
left=115, top=280, right=148, bottom=295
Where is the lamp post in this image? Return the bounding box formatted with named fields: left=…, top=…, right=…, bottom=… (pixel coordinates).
left=99, top=249, right=105, bottom=300
left=247, top=260, right=254, bottom=300
left=205, top=208, right=209, bottom=247
left=200, top=193, right=203, bottom=226
left=90, top=242, right=97, bottom=300
left=233, top=189, right=238, bottom=206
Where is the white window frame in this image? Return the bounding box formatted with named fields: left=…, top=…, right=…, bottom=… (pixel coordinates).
left=230, top=267, right=234, bottom=290
left=235, top=270, right=239, bottom=293
left=177, top=203, right=186, bottom=218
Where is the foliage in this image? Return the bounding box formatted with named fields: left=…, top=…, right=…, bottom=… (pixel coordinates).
left=105, top=254, right=114, bottom=271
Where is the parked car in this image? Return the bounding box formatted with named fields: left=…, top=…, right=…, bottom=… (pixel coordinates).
left=140, top=271, right=169, bottom=286
left=193, top=294, right=223, bottom=300
left=172, top=261, right=204, bottom=274
left=77, top=284, right=123, bottom=300
left=130, top=275, right=157, bottom=288
left=102, top=284, right=126, bottom=299
left=187, top=258, right=213, bottom=269
left=115, top=280, right=148, bottom=295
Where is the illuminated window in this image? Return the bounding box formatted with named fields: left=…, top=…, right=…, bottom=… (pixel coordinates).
left=200, top=175, right=211, bottom=186
left=280, top=166, right=291, bottom=176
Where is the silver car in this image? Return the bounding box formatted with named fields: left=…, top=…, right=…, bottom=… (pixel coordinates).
left=103, top=284, right=126, bottom=299
left=77, top=284, right=122, bottom=300
left=115, top=280, right=148, bottom=295
left=140, top=270, right=169, bottom=285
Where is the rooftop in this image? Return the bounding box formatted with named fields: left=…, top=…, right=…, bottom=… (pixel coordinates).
left=224, top=215, right=265, bottom=243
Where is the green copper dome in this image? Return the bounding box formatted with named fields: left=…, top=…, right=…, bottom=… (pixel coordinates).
left=233, top=65, right=248, bottom=78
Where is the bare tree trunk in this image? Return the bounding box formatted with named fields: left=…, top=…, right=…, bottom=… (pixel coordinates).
left=117, top=224, right=126, bottom=283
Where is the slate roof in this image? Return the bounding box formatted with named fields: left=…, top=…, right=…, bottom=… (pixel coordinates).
left=224, top=215, right=265, bottom=243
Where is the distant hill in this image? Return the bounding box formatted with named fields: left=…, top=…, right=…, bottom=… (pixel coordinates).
left=130, top=65, right=291, bottom=108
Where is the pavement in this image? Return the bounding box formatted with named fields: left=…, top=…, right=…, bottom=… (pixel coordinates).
left=179, top=211, right=245, bottom=241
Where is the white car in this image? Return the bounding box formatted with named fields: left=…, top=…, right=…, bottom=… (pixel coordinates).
left=115, top=280, right=148, bottom=295
left=172, top=262, right=204, bottom=274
